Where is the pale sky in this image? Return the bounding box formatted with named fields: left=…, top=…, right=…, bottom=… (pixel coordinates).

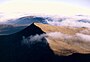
left=0, top=0, right=90, bottom=21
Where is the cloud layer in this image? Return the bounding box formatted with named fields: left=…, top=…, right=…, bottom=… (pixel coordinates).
left=46, top=15, right=90, bottom=28
left=22, top=31, right=90, bottom=47
left=47, top=32, right=90, bottom=43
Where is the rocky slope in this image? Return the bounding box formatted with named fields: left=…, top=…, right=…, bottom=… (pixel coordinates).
left=35, top=23, right=90, bottom=56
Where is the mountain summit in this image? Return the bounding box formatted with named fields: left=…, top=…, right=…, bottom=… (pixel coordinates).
left=0, top=23, right=90, bottom=62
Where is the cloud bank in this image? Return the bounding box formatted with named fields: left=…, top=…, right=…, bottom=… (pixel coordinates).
left=47, top=32, right=90, bottom=43
left=46, top=15, right=90, bottom=28
left=22, top=31, right=90, bottom=47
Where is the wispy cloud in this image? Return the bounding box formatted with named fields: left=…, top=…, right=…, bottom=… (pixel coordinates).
left=22, top=32, right=90, bottom=46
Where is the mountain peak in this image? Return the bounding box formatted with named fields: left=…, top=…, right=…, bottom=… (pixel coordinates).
left=0, top=23, right=90, bottom=62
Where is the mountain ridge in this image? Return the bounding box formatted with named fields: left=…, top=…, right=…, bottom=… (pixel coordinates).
left=0, top=23, right=90, bottom=62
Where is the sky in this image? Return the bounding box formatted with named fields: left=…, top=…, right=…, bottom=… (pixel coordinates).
left=0, top=0, right=90, bottom=21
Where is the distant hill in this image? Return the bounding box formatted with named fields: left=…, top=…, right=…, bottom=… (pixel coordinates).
left=7, top=16, right=48, bottom=24
left=0, top=24, right=28, bottom=35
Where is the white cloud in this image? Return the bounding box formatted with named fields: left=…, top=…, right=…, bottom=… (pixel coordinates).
left=22, top=34, right=46, bottom=45
left=80, top=29, right=90, bottom=35
left=76, top=33, right=90, bottom=42
left=22, top=32, right=90, bottom=49
left=46, top=32, right=90, bottom=43
left=46, top=15, right=90, bottom=28
left=22, top=30, right=90, bottom=43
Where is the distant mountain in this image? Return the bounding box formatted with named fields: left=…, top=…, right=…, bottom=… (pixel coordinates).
left=0, top=24, right=28, bottom=35
left=7, top=16, right=48, bottom=24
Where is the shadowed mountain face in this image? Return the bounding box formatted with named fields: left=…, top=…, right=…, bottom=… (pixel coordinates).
left=0, top=23, right=90, bottom=62
left=0, top=23, right=55, bottom=62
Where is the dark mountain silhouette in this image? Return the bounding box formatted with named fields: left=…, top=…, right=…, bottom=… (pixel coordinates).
left=0, top=23, right=90, bottom=62
left=0, top=23, right=54, bottom=62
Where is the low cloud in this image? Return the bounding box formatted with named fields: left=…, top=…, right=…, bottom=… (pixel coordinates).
left=80, top=29, right=90, bottom=35
left=29, top=34, right=46, bottom=41
left=47, top=32, right=90, bottom=43
left=22, top=32, right=90, bottom=47
left=22, top=34, right=47, bottom=45
left=76, top=33, right=90, bottom=42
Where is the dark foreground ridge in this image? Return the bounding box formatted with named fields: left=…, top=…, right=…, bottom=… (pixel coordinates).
left=0, top=23, right=90, bottom=62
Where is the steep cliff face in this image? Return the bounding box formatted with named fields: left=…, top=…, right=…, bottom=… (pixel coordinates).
left=0, top=23, right=90, bottom=62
